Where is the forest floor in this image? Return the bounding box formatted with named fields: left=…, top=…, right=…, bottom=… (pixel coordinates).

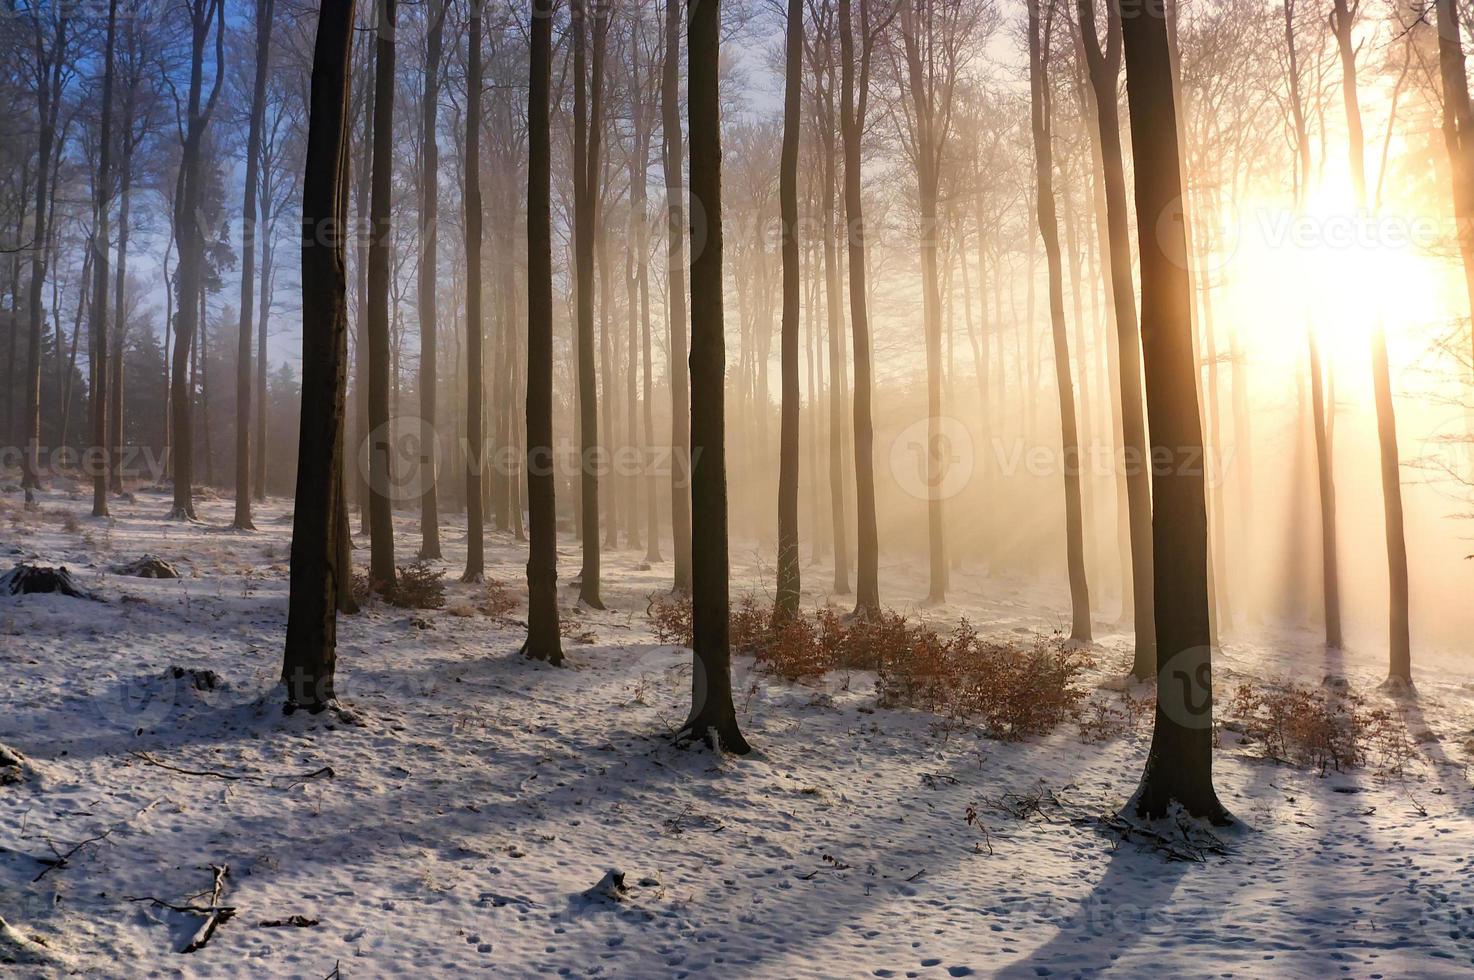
left=2, top=484, right=1474, bottom=978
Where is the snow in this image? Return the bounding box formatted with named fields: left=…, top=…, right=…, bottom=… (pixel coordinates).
left=3, top=485, right=1474, bottom=977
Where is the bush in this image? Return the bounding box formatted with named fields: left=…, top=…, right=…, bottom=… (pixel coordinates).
left=1228, top=681, right=1410, bottom=774
left=479, top=578, right=518, bottom=621
left=392, top=559, right=446, bottom=610
left=878, top=624, right=1094, bottom=740
left=647, top=592, right=694, bottom=646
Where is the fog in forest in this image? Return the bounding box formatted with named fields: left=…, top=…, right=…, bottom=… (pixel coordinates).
left=5, top=0, right=1474, bottom=973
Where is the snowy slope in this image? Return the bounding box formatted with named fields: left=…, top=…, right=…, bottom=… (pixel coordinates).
left=2, top=486, right=1473, bottom=978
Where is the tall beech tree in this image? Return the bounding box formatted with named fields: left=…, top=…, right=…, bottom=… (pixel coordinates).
left=681, top=0, right=749, bottom=754
left=1027, top=0, right=1091, bottom=642
left=233, top=0, right=276, bottom=530
left=417, top=0, right=447, bottom=559
left=776, top=0, right=804, bottom=619
left=662, top=0, right=692, bottom=592
left=88, top=0, right=119, bottom=519
left=1329, top=0, right=1411, bottom=687
left=284, top=0, right=356, bottom=710
left=573, top=0, right=607, bottom=607
left=1122, top=0, right=1228, bottom=823
left=838, top=0, right=888, bottom=615
left=463, top=0, right=487, bottom=583
left=20, top=4, right=69, bottom=504
left=364, top=0, right=399, bottom=593
left=1078, top=0, right=1153, bottom=675
left=167, top=0, right=226, bottom=521
left=522, top=0, right=563, bottom=665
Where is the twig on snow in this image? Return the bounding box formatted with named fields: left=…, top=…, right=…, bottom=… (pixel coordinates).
left=129, top=751, right=334, bottom=788
left=32, top=827, right=116, bottom=882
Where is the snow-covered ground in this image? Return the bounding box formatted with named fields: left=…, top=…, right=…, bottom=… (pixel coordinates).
left=3, top=484, right=1474, bottom=978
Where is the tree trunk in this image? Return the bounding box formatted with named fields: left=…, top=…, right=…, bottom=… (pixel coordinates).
left=663, top=0, right=692, bottom=593
left=111, top=109, right=134, bottom=495
left=521, top=0, right=563, bottom=663
left=462, top=0, right=486, bottom=583
left=168, top=0, right=225, bottom=521
left=839, top=0, right=878, bottom=614
left=22, top=14, right=68, bottom=503
left=1027, top=0, right=1091, bottom=641
left=1435, top=0, right=1474, bottom=331
left=254, top=196, right=272, bottom=498
left=573, top=0, right=606, bottom=607
left=775, top=0, right=803, bottom=619
left=1078, top=0, right=1154, bottom=675
left=233, top=0, right=274, bottom=529
left=87, top=0, right=119, bottom=518
left=1121, top=0, right=1228, bottom=823
left=682, top=0, right=749, bottom=754
left=416, top=0, right=446, bottom=558
left=362, top=0, right=399, bottom=593
left=283, top=0, right=355, bottom=710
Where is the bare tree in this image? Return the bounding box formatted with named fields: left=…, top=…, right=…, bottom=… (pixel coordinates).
left=776, top=0, right=804, bottom=618
left=1027, top=0, right=1091, bottom=641
left=1122, top=0, right=1227, bottom=823
left=232, top=0, right=276, bottom=530
left=522, top=0, right=563, bottom=665
left=167, top=0, right=226, bottom=520
left=662, top=0, right=692, bottom=592
left=417, top=0, right=448, bottom=558
left=463, top=0, right=487, bottom=582
left=284, top=0, right=356, bottom=711
left=681, top=0, right=748, bottom=754
left=1078, top=0, right=1153, bottom=675
left=88, top=0, right=119, bottom=519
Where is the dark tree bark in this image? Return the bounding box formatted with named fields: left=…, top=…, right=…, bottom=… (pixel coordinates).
left=776, top=0, right=803, bottom=619
left=1078, top=0, right=1153, bottom=676
left=233, top=0, right=275, bottom=530
left=254, top=181, right=272, bottom=499
left=1027, top=0, right=1090, bottom=641
left=522, top=0, right=563, bottom=665
left=681, top=0, right=749, bottom=754
left=1435, top=0, right=1474, bottom=328
left=88, top=0, right=119, bottom=519
left=417, top=0, right=447, bottom=558
left=573, top=0, right=606, bottom=607
left=22, top=11, right=69, bottom=503
left=1121, top=0, right=1228, bottom=823
left=283, top=0, right=356, bottom=710
left=364, top=0, right=399, bottom=593
left=167, top=0, right=226, bottom=521
left=462, top=0, right=486, bottom=583
left=662, top=0, right=692, bottom=592
left=839, top=0, right=879, bottom=614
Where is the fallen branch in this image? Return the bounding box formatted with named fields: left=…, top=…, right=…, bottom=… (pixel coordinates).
left=130, top=751, right=334, bottom=788
left=181, top=865, right=232, bottom=953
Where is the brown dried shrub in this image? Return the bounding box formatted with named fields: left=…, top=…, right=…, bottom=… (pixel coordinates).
left=1228, top=682, right=1412, bottom=774
left=647, top=592, right=694, bottom=647
left=479, top=578, right=519, bottom=621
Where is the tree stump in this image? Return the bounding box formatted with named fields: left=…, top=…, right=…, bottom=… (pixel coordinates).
left=112, top=555, right=181, bottom=579
left=0, top=564, right=95, bottom=599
